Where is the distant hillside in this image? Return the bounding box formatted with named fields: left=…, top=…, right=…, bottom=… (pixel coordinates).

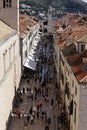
left=62, top=0, right=87, bottom=13
left=20, top=0, right=87, bottom=17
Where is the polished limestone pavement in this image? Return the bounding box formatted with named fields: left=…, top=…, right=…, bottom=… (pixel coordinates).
left=8, top=34, right=68, bottom=130
left=8, top=77, right=57, bottom=130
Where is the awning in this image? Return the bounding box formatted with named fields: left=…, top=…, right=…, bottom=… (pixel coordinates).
left=28, top=54, right=35, bottom=61
left=30, top=48, right=36, bottom=54
left=24, top=58, right=36, bottom=71
left=32, top=40, right=38, bottom=44
left=31, top=45, right=37, bottom=49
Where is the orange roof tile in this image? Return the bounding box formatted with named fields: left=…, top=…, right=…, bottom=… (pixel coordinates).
left=58, top=40, right=66, bottom=47
left=67, top=53, right=80, bottom=65
left=53, top=13, right=87, bottom=82
left=67, top=51, right=87, bottom=82
left=19, top=14, right=39, bottom=37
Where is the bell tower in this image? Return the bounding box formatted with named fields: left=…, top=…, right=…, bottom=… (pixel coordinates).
left=0, top=0, right=19, bottom=31
left=48, top=6, right=52, bottom=33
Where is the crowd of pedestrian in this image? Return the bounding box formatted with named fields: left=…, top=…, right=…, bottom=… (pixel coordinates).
left=12, top=85, right=53, bottom=130
left=36, top=36, right=55, bottom=87
left=11, top=34, right=68, bottom=130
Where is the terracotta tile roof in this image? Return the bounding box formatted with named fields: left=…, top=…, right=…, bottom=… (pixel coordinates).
left=69, top=30, right=87, bottom=39
left=76, top=69, right=87, bottom=82
left=54, top=14, right=87, bottom=38
left=58, top=40, right=66, bottom=47
left=67, top=53, right=80, bottom=65
left=76, top=34, right=87, bottom=43
left=53, top=13, right=87, bottom=83
left=67, top=51, right=87, bottom=82
left=19, top=14, right=39, bottom=38
left=57, top=13, right=81, bottom=26
left=72, top=63, right=83, bottom=73
left=57, top=31, right=73, bottom=48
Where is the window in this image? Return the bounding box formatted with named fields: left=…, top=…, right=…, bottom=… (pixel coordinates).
left=3, top=50, right=7, bottom=73
left=43, top=21, right=48, bottom=25
left=61, top=73, right=64, bottom=85
left=70, top=100, right=73, bottom=115
left=75, top=87, right=77, bottom=95
left=13, top=42, right=16, bottom=59
left=67, top=87, right=69, bottom=99
left=62, top=24, right=66, bottom=29
left=3, top=0, right=12, bottom=8
left=65, top=82, right=69, bottom=99
left=25, top=50, right=27, bottom=58
left=3, top=54, right=6, bottom=73
left=68, top=70, right=69, bottom=75
left=74, top=107, right=76, bottom=123
left=81, top=44, right=85, bottom=52
left=49, top=11, right=51, bottom=14
left=72, top=81, right=74, bottom=87
left=9, top=47, right=11, bottom=65
left=28, top=31, right=33, bottom=39
left=44, top=28, right=48, bottom=33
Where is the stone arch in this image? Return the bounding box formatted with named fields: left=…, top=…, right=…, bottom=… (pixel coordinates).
left=44, top=28, right=48, bottom=33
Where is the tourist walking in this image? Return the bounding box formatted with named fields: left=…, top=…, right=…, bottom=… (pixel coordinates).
left=30, top=115, right=34, bottom=125
left=45, top=125, right=49, bottom=130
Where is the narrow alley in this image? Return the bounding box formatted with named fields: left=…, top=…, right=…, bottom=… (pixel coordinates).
left=8, top=34, right=68, bottom=130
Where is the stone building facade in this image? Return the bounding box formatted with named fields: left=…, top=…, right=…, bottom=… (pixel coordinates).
left=39, top=6, right=53, bottom=33
left=53, top=14, right=87, bottom=130
left=0, top=0, right=19, bottom=31
left=0, top=0, right=21, bottom=130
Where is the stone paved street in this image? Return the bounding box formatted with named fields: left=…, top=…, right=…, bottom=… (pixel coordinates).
left=8, top=34, right=68, bottom=130
left=8, top=76, right=68, bottom=130
left=8, top=77, right=56, bottom=130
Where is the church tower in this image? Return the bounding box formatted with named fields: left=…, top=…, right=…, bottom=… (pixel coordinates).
left=0, top=0, right=19, bottom=31
left=48, top=6, right=53, bottom=33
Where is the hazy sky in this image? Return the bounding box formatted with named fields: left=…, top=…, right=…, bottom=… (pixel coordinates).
left=82, top=0, right=87, bottom=3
